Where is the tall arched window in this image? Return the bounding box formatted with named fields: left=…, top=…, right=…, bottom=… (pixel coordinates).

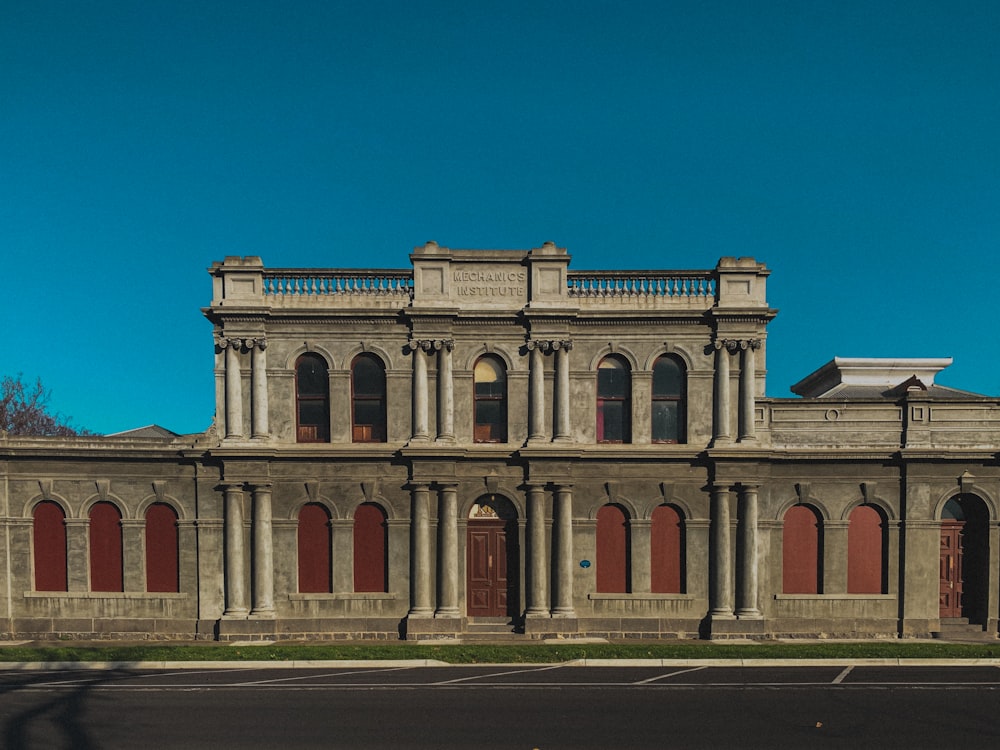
left=296, top=353, right=330, bottom=442
left=596, top=504, right=630, bottom=593
left=146, top=503, right=179, bottom=593
left=651, top=504, right=684, bottom=594
left=783, top=504, right=821, bottom=594
left=473, top=355, right=507, bottom=443
left=354, top=503, right=388, bottom=593
left=652, top=355, right=686, bottom=443
left=597, top=356, right=631, bottom=443
left=298, top=503, right=332, bottom=593
left=848, top=504, right=887, bottom=594
left=351, top=354, right=387, bottom=442
left=33, top=500, right=67, bottom=592
left=90, top=502, right=123, bottom=592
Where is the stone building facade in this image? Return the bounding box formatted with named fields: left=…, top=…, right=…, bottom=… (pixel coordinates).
left=2, top=243, right=999, bottom=641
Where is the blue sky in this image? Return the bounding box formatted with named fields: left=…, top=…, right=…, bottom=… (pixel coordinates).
left=3, top=1, right=999, bottom=435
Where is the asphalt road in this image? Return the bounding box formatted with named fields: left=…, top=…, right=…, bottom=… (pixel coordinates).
left=2, top=664, right=1000, bottom=749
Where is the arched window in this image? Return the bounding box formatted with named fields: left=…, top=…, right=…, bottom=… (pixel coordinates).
left=146, top=503, right=179, bottom=593
left=651, top=504, right=684, bottom=594
left=296, top=353, right=329, bottom=442
left=596, top=504, right=630, bottom=593
left=297, top=503, right=332, bottom=593
left=352, top=354, right=387, bottom=442
left=354, top=503, right=388, bottom=593
left=597, top=356, right=631, bottom=443
left=33, top=500, right=67, bottom=592
left=90, top=502, right=123, bottom=592
left=783, top=505, right=821, bottom=594
left=848, top=504, right=887, bottom=594
left=474, top=355, right=507, bottom=443
left=652, top=355, right=686, bottom=443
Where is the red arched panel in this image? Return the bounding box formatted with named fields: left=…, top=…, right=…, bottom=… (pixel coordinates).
left=354, top=503, right=387, bottom=593
left=651, top=504, right=683, bottom=594
left=848, top=504, right=885, bottom=594
left=596, top=504, right=629, bottom=593
left=783, top=505, right=820, bottom=594
left=90, top=502, right=123, bottom=592
left=145, top=503, right=179, bottom=593
left=33, top=501, right=67, bottom=592
left=297, top=503, right=332, bottom=593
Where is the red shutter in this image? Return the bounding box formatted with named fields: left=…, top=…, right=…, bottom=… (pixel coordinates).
left=33, top=501, right=67, bottom=591
left=297, top=503, right=332, bottom=593
left=783, top=505, right=820, bottom=594
left=596, top=504, right=628, bottom=593
left=848, top=505, right=884, bottom=594
left=651, top=504, right=683, bottom=594
left=146, top=503, right=179, bottom=593
left=354, top=503, right=387, bottom=593
left=90, top=502, right=123, bottom=592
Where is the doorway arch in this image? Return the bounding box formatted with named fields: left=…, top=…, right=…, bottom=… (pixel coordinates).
left=466, top=495, right=519, bottom=619
left=939, top=494, right=990, bottom=624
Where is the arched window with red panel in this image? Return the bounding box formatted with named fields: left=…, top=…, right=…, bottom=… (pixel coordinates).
left=848, top=504, right=887, bottom=594
left=354, top=502, right=388, bottom=593
left=597, top=356, right=631, bottom=443
left=295, top=353, right=330, bottom=443
left=33, top=500, right=67, bottom=592
left=650, top=504, right=684, bottom=594
left=783, top=504, right=822, bottom=594
left=351, top=353, right=387, bottom=442
left=473, top=355, right=507, bottom=443
left=651, top=355, right=686, bottom=443
left=298, top=503, right=332, bottom=593
left=146, top=503, right=179, bottom=593
left=90, top=502, right=123, bottom=592
left=596, top=503, right=630, bottom=593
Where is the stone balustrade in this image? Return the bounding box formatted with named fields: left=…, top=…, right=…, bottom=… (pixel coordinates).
left=263, top=269, right=414, bottom=299
left=566, top=270, right=716, bottom=299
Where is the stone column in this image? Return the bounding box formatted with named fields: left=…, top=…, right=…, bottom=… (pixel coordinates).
left=250, top=338, right=269, bottom=439
left=553, top=341, right=573, bottom=443
left=410, top=341, right=430, bottom=442
left=331, top=519, right=354, bottom=594
left=250, top=483, right=275, bottom=617
left=223, top=484, right=248, bottom=617
left=223, top=339, right=245, bottom=439
left=736, top=483, right=761, bottom=618
left=527, top=343, right=546, bottom=442
left=630, top=519, right=652, bottom=593
left=121, top=520, right=145, bottom=592
left=525, top=483, right=549, bottom=616
left=436, top=340, right=455, bottom=442
left=710, top=484, right=734, bottom=617
left=408, top=483, right=433, bottom=616
left=65, top=518, right=89, bottom=592
left=552, top=484, right=575, bottom=617
left=738, top=340, right=760, bottom=443
left=712, top=341, right=732, bottom=445
left=435, top=484, right=460, bottom=617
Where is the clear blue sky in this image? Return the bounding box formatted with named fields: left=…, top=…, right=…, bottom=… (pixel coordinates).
left=3, top=1, right=999, bottom=435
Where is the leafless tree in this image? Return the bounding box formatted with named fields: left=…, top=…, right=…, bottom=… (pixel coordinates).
left=0, top=374, right=95, bottom=436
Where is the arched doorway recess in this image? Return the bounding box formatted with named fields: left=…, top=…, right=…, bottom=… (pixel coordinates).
left=940, top=495, right=989, bottom=624
left=466, top=495, right=519, bottom=619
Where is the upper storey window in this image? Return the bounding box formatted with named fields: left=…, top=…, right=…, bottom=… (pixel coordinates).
left=351, top=354, right=387, bottom=442
left=597, top=355, right=631, bottom=443
left=296, top=354, right=330, bottom=442
left=651, top=355, right=686, bottom=443
left=474, top=355, right=507, bottom=443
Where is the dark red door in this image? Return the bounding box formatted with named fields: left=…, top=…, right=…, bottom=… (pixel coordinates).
left=467, top=520, right=513, bottom=617
left=940, top=522, right=964, bottom=618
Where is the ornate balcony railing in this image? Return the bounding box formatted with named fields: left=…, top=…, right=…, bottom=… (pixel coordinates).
left=263, top=269, right=414, bottom=299
left=566, top=270, right=716, bottom=300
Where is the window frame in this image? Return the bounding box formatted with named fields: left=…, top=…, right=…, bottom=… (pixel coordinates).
left=651, top=355, right=686, bottom=444
left=597, top=355, right=631, bottom=444
left=351, top=353, right=387, bottom=443
left=473, top=355, right=508, bottom=443
left=295, top=353, right=330, bottom=443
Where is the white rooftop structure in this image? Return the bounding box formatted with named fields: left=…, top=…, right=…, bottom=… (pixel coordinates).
left=791, top=357, right=954, bottom=398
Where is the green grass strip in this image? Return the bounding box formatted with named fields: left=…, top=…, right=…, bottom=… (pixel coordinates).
left=2, top=641, right=1000, bottom=663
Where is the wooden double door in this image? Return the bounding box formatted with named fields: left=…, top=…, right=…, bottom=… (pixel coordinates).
left=939, top=521, right=964, bottom=618
left=466, top=519, right=519, bottom=618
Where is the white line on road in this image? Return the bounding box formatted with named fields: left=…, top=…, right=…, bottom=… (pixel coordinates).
left=432, top=664, right=567, bottom=685
left=237, top=666, right=418, bottom=685
left=833, top=666, right=854, bottom=684
left=633, top=665, right=708, bottom=684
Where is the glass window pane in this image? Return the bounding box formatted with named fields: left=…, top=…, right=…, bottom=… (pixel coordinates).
left=353, top=356, right=385, bottom=395
left=598, top=358, right=629, bottom=398
left=653, top=357, right=682, bottom=396
left=299, top=401, right=327, bottom=427
left=652, top=402, right=679, bottom=442
left=354, top=400, right=383, bottom=427
left=600, top=401, right=624, bottom=441
left=297, top=356, right=328, bottom=395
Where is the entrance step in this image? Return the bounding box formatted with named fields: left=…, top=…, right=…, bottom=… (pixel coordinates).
left=933, top=619, right=997, bottom=642
left=466, top=618, right=523, bottom=635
